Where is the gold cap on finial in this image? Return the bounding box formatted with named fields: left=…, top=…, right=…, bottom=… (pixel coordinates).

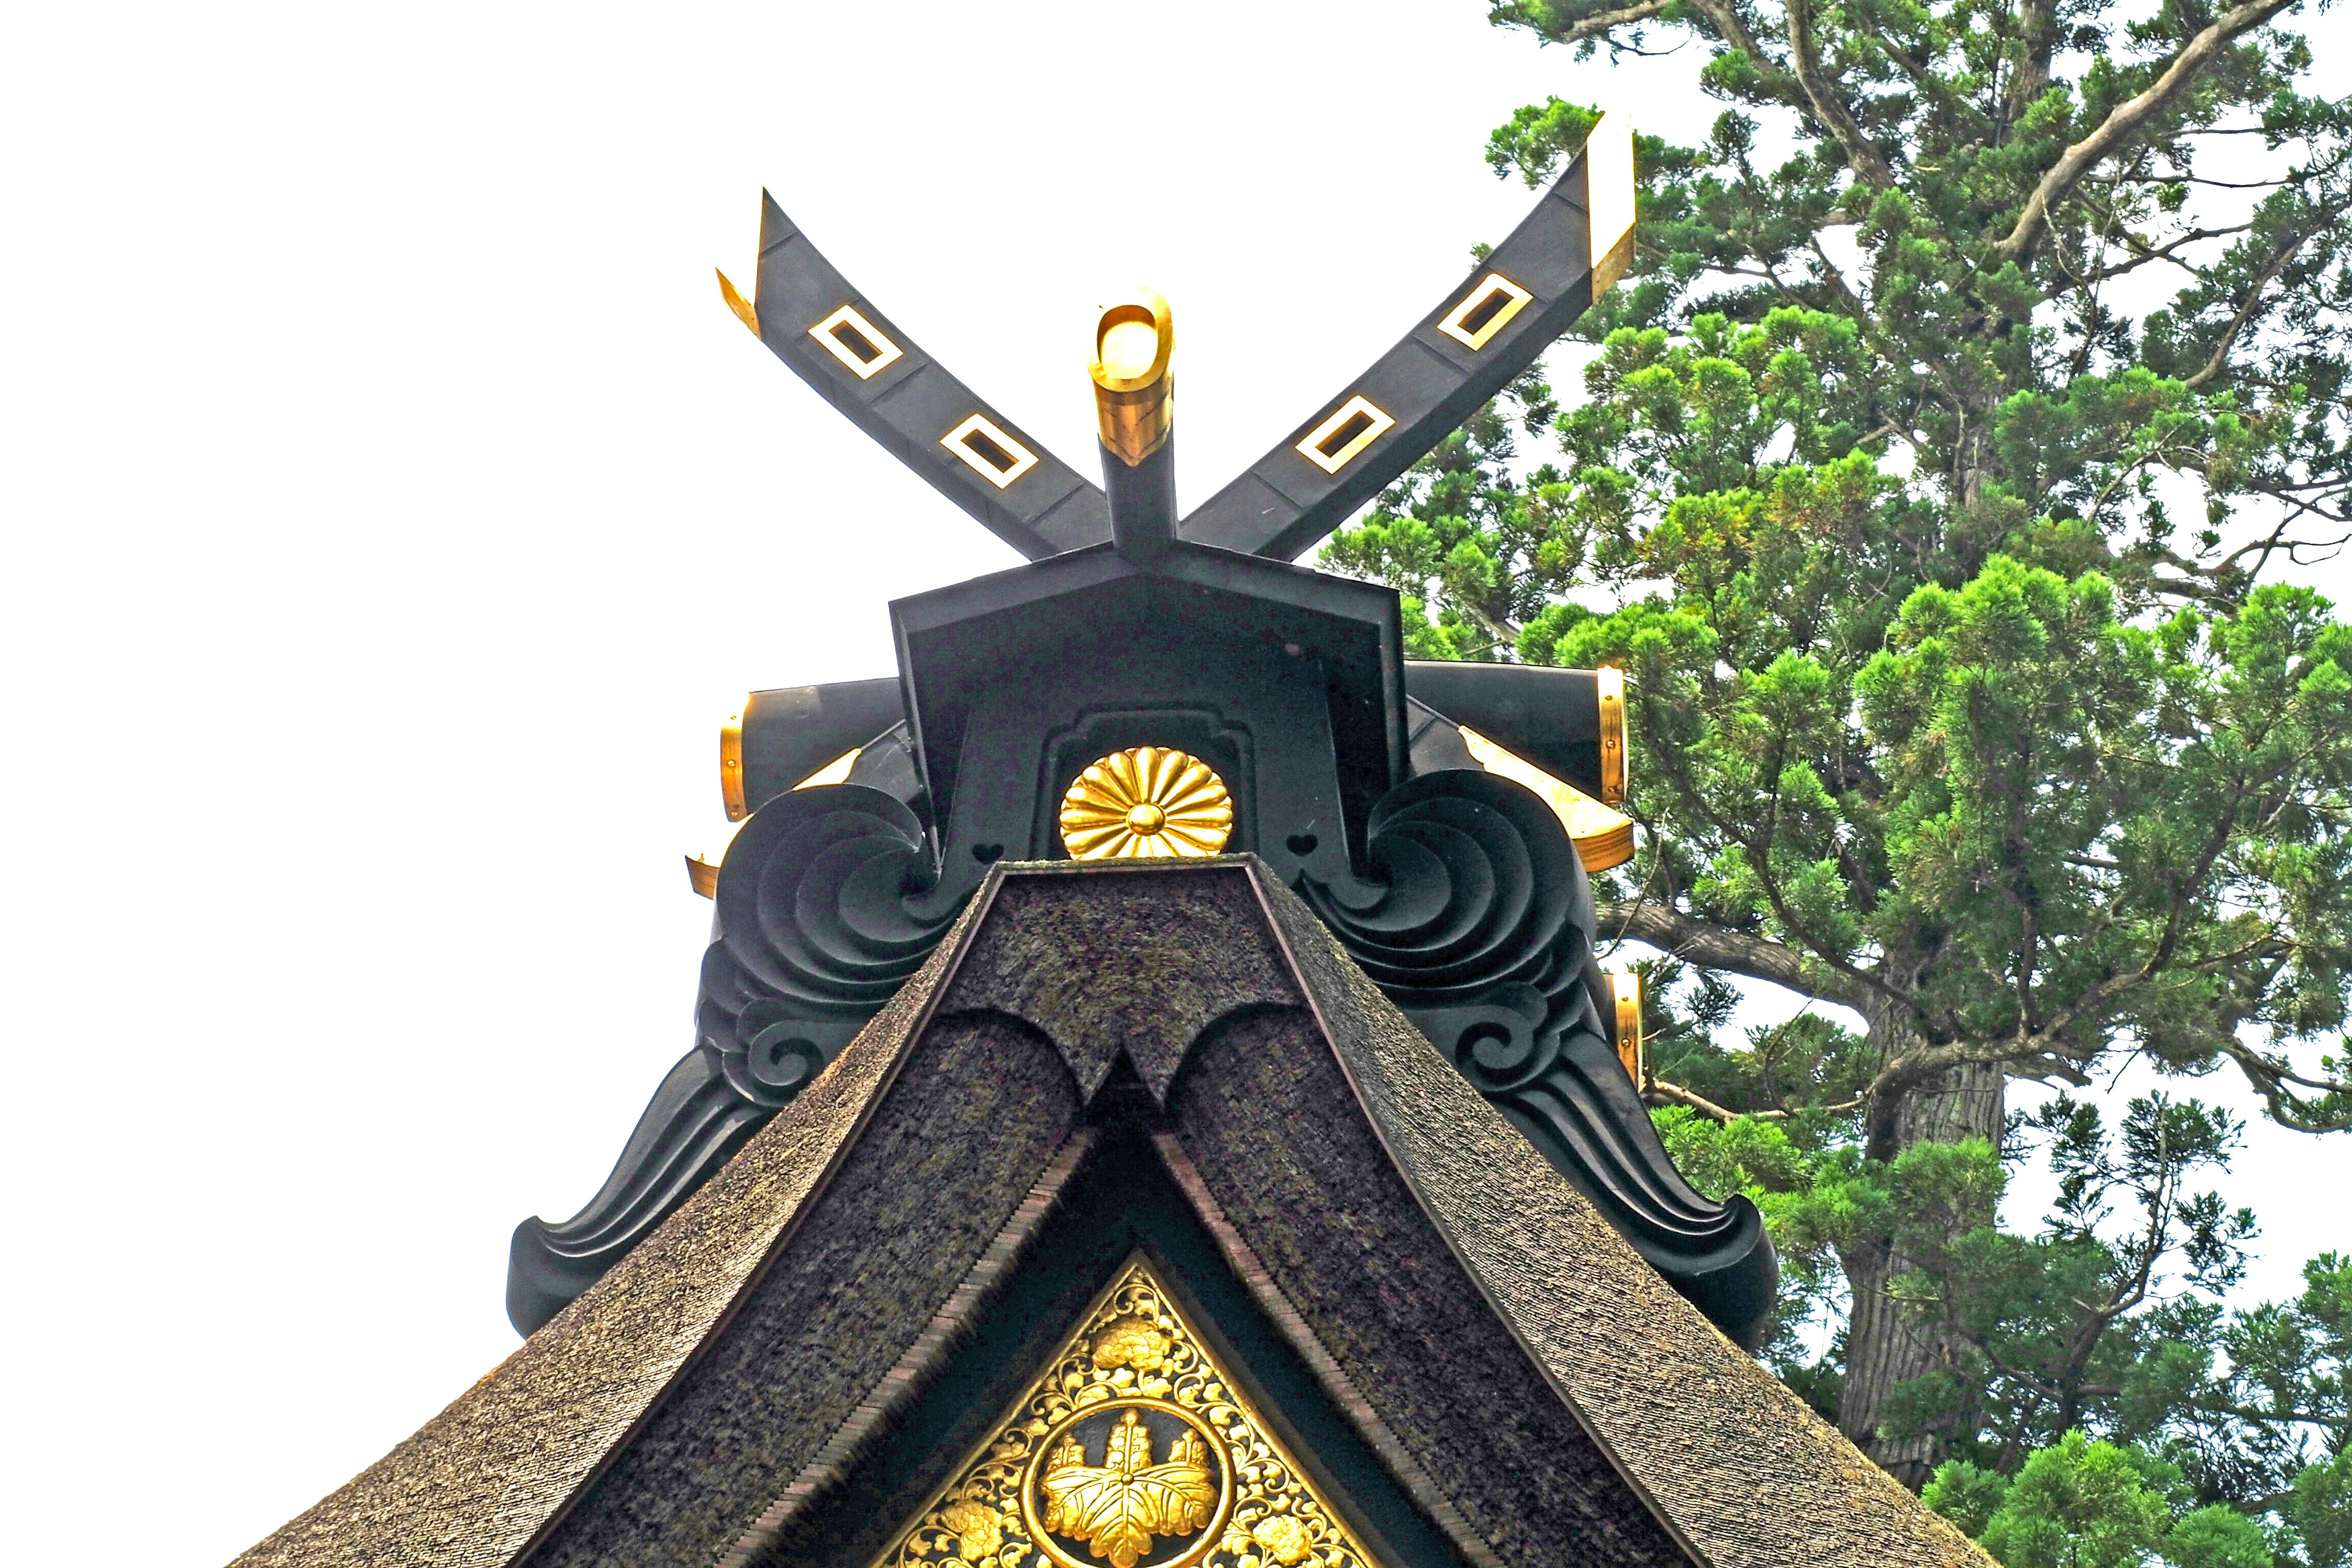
left=1089, top=291, right=1174, bottom=467
left=1584, top=113, right=1637, bottom=298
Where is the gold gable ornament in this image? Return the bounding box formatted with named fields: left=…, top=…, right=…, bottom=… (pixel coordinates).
left=1036, top=1406, right=1219, bottom=1566
left=875, top=1258, right=1376, bottom=1568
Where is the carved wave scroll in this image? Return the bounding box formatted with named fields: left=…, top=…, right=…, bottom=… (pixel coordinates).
left=514, top=772, right=1774, bottom=1345
left=698, top=783, right=962, bottom=1104
left=507, top=784, right=966, bottom=1334
left=1297, top=770, right=1777, bottom=1348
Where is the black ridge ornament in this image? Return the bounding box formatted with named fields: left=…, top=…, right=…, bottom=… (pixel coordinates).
left=507, top=118, right=1777, bottom=1349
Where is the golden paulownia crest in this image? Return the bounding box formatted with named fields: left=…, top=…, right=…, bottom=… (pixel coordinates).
left=1037, top=1407, right=1218, bottom=1568
left=1060, top=747, right=1234, bottom=861
left=873, top=1259, right=1374, bottom=1568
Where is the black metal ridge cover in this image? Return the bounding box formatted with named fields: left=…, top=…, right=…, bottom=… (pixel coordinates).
left=1401, top=661, right=1613, bottom=797
left=885, top=539, right=1407, bottom=880
left=738, top=676, right=907, bottom=813
left=736, top=660, right=1615, bottom=817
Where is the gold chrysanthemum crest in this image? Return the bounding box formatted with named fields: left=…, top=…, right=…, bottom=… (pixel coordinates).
left=873, top=1257, right=1374, bottom=1568
left=1059, top=747, right=1234, bottom=861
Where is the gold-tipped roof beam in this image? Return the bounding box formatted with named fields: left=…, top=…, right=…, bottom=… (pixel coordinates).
left=716, top=115, right=1635, bottom=569
left=717, top=194, right=1115, bottom=562
left=1179, top=113, right=1637, bottom=561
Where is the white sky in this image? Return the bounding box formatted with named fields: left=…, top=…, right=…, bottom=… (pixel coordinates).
left=2, top=4, right=2345, bottom=1563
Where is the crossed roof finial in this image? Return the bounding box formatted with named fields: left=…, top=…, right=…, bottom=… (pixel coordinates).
left=715, top=114, right=1634, bottom=564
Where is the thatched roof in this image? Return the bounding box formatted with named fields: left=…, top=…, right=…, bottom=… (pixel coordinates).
left=232, top=858, right=1989, bottom=1568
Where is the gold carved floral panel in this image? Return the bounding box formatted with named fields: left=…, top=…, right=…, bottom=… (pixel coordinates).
left=871, top=1257, right=1378, bottom=1568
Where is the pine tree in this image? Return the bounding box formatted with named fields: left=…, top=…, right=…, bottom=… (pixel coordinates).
left=1324, top=0, right=2352, bottom=1526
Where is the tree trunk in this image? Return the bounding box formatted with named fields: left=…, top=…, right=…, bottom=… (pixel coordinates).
left=1836, top=998, right=2005, bottom=1489
left=2008, top=0, right=2059, bottom=129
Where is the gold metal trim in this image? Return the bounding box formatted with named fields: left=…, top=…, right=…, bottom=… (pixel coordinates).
left=1091, top=290, right=1176, bottom=467
left=941, top=412, right=1041, bottom=489
left=1295, top=394, right=1395, bottom=475
left=871, top=1256, right=1376, bottom=1568
left=717, top=270, right=760, bottom=337
left=720, top=704, right=748, bottom=822
left=1596, top=665, right=1627, bottom=804
left=1458, top=725, right=1635, bottom=873
left=685, top=854, right=720, bottom=899
left=1612, top=969, right=1643, bottom=1084
left=1060, top=747, right=1234, bottom=860
left=1584, top=113, right=1637, bottom=300
left=794, top=747, right=861, bottom=790
left=1435, top=271, right=1534, bottom=352
left=809, top=303, right=905, bottom=380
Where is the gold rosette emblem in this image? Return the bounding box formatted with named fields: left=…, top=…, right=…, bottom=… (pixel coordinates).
left=1059, top=747, right=1233, bottom=860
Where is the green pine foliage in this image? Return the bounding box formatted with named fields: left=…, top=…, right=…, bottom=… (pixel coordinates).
left=1324, top=0, right=2352, bottom=1554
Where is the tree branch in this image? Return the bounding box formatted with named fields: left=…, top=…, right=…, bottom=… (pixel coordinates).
left=2184, top=213, right=2328, bottom=390
left=1597, top=899, right=1864, bottom=1006
left=1648, top=1076, right=1866, bottom=1123
left=1787, top=0, right=1896, bottom=189
left=1532, top=0, right=1679, bottom=47
left=1461, top=598, right=1523, bottom=653
left=2213, top=1036, right=2352, bottom=1133
left=1990, top=0, right=2299, bottom=266
left=1681, top=0, right=1770, bottom=63
left=2025, top=765, right=2253, bottom=1050
left=1847, top=4, right=1991, bottom=138
left=2080, top=222, right=2255, bottom=284
left=1646, top=1077, right=1750, bottom=1121
left=2099, top=172, right=2292, bottom=190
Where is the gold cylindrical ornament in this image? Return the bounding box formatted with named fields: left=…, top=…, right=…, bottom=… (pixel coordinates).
left=720, top=704, right=748, bottom=821
left=1596, top=665, right=1627, bottom=805
left=1089, top=292, right=1174, bottom=467
left=1612, top=969, right=1643, bottom=1084
left=1457, top=725, right=1634, bottom=873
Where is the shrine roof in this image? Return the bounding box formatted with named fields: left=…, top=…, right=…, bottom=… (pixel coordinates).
left=232, top=859, right=1987, bottom=1568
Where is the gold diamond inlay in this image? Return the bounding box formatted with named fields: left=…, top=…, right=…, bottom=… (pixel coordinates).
left=872, top=1257, right=1376, bottom=1568
left=1060, top=747, right=1233, bottom=860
